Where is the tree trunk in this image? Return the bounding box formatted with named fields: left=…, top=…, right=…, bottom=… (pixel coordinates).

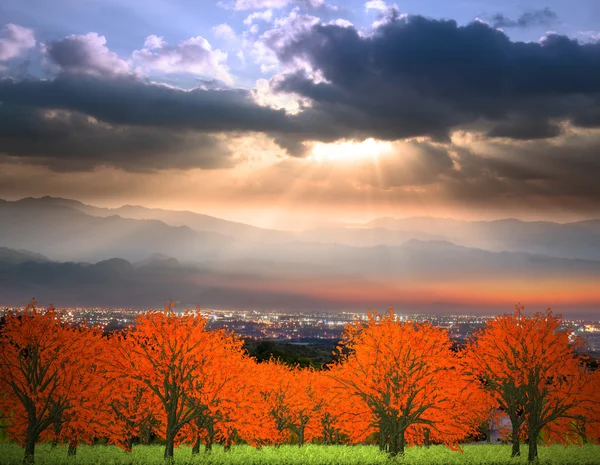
left=424, top=428, right=430, bottom=447
left=388, top=434, right=398, bottom=457
left=579, top=424, right=587, bottom=444
left=510, top=422, right=521, bottom=457
left=528, top=427, right=539, bottom=463
left=204, top=420, right=214, bottom=453
left=164, top=432, right=175, bottom=463
left=204, top=440, right=212, bottom=453
left=224, top=439, right=232, bottom=452
left=528, top=438, right=538, bottom=463
left=297, top=427, right=305, bottom=446
left=389, top=432, right=405, bottom=457
left=398, top=431, right=405, bottom=456
left=192, top=436, right=201, bottom=455
left=23, top=427, right=36, bottom=465
left=126, top=437, right=133, bottom=452
left=378, top=419, right=387, bottom=452
left=143, top=426, right=152, bottom=445
left=67, top=441, right=77, bottom=457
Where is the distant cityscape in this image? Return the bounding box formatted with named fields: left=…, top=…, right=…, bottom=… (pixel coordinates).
left=3, top=305, right=600, bottom=355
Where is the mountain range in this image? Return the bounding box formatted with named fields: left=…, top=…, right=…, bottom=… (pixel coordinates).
left=1, top=197, right=599, bottom=316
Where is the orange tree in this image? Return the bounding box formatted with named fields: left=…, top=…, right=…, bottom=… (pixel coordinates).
left=311, top=370, right=348, bottom=444
left=231, top=358, right=282, bottom=447
left=185, top=329, right=247, bottom=453
left=41, top=326, right=110, bottom=457
left=0, top=302, right=101, bottom=465
left=103, top=335, right=161, bottom=450
left=111, top=303, right=238, bottom=463
left=283, top=368, right=324, bottom=445
left=331, top=309, right=480, bottom=456
left=571, top=369, right=600, bottom=444
left=465, top=305, right=597, bottom=462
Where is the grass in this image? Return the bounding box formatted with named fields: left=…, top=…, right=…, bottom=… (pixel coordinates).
left=0, top=443, right=599, bottom=465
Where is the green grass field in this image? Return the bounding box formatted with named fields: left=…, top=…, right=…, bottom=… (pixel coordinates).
left=0, top=444, right=599, bottom=465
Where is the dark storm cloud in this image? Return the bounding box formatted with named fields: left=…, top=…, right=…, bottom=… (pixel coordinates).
left=0, top=75, right=291, bottom=132
left=0, top=103, right=233, bottom=171
left=446, top=134, right=600, bottom=207
left=1, top=15, right=600, bottom=166
left=272, top=16, right=600, bottom=143
left=486, top=118, right=562, bottom=140
left=0, top=73, right=308, bottom=165
left=491, top=7, right=557, bottom=29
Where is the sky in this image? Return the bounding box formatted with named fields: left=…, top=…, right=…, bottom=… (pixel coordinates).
left=1, top=0, right=600, bottom=228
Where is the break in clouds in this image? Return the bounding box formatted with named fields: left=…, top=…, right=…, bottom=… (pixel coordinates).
left=1, top=10, right=600, bottom=211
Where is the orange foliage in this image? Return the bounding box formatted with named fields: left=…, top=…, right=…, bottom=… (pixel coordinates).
left=0, top=301, right=105, bottom=464
left=110, top=303, right=246, bottom=461
left=330, top=309, right=483, bottom=456
left=465, top=304, right=598, bottom=462
left=2, top=300, right=599, bottom=464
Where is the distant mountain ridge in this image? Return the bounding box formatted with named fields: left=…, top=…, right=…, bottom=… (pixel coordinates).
left=363, top=216, right=600, bottom=260
left=1, top=241, right=599, bottom=313
left=7, top=196, right=600, bottom=260
left=0, top=198, right=232, bottom=262
left=19, top=196, right=291, bottom=244
left=0, top=247, right=50, bottom=268
left=1, top=196, right=600, bottom=316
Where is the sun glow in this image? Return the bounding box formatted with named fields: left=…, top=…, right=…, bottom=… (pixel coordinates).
left=309, top=138, right=394, bottom=162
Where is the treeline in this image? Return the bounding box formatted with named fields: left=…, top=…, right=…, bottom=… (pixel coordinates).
left=1, top=302, right=599, bottom=465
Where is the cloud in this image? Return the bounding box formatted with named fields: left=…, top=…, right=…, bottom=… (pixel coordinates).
left=270, top=16, right=600, bottom=144
left=132, top=35, right=232, bottom=84
left=3, top=15, right=600, bottom=163
left=233, top=0, right=290, bottom=10
left=244, top=10, right=274, bottom=25
left=490, top=7, right=557, bottom=29
left=580, top=31, right=600, bottom=42
left=487, top=117, right=562, bottom=140
left=254, top=8, right=320, bottom=73
left=213, top=24, right=238, bottom=42
left=0, top=104, right=234, bottom=172
left=327, top=19, right=353, bottom=28
left=226, top=0, right=322, bottom=10
left=42, top=32, right=130, bottom=77
left=445, top=130, right=600, bottom=211
left=0, top=24, right=36, bottom=61
left=365, top=0, right=388, bottom=12
left=0, top=74, right=292, bottom=133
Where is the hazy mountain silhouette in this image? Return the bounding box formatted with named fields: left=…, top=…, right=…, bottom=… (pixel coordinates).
left=1, top=197, right=600, bottom=315
left=1, top=242, right=599, bottom=312
left=22, top=196, right=291, bottom=243
left=6, top=197, right=600, bottom=261
left=0, top=199, right=232, bottom=262
left=0, top=247, right=50, bottom=270
left=365, top=217, right=600, bottom=260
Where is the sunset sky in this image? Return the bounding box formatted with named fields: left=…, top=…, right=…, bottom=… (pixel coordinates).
left=1, top=0, right=599, bottom=229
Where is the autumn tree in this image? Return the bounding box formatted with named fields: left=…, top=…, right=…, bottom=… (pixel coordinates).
left=103, top=336, right=162, bottom=451
left=42, top=326, right=111, bottom=457
left=311, top=371, right=347, bottom=444
left=255, top=361, right=298, bottom=445
left=465, top=305, right=597, bottom=462
left=185, top=329, right=247, bottom=454
left=0, top=302, right=101, bottom=465
left=231, top=359, right=284, bottom=447
left=112, top=303, right=242, bottom=463
left=331, top=309, right=480, bottom=456
left=281, top=368, right=323, bottom=445
left=571, top=369, right=600, bottom=444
